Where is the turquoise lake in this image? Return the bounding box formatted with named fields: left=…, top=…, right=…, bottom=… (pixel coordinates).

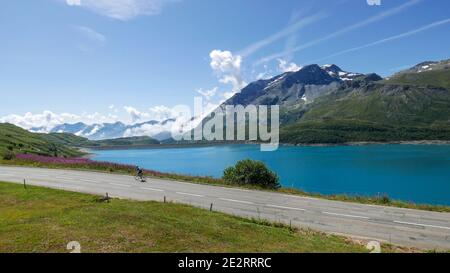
left=92, top=144, right=450, bottom=206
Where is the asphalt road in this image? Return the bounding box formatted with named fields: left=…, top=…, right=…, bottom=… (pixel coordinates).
left=1, top=166, right=450, bottom=250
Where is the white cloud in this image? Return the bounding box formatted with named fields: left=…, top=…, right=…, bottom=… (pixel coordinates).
left=73, top=25, right=106, bottom=44
left=256, top=72, right=272, bottom=80
left=209, top=50, right=246, bottom=98
left=0, top=105, right=203, bottom=139
left=238, top=12, right=327, bottom=58
left=256, top=0, right=423, bottom=65
left=252, top=64, right=273, bottom=80
left=197, top=87, right=217, bottom=101
left=123, top=121, right=175, bottom=138
left=124, top=105, right=185, bottom=123
left=0, top=111, right=117, bottom=132
left=147, top=105, right=179, bottom=121
left=310, top=18, right=450, bottom=63
left=221, top=91, right=236, bottom=101
left=277, top=59, right=301, bottom=72
left=64, top=0, right=179, bottom=21
left=124, top=106, right=149, bottom=123
left=66, top=0, right=81, bottom=6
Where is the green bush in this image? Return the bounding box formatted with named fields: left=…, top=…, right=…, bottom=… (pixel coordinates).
left=2, top=151, right=15, bottom=161
left=223, top=159, right=280, bottom=189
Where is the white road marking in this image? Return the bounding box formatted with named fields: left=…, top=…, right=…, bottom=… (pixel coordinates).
left=219, top=198, right=254, bottom=205
left=141, top=187, right=164, bottom=192
left=283, top=194, right=317, bottom=201
left=176, top=192, right=204, bottom=197
left=79, top=179, right=100, bottom=184
left=109, top=183, right=131, bottom=188
left=322, top=211, right=370, bottom=219
left=266, top=204, right=306, bottom=211
left=393, top=221, right=450, bottom=230
left=225, top=188, right=251, bottom=192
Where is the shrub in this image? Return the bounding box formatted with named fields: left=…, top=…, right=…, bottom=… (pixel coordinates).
left=223, top=159, right=280, bottom=189
left=2, top=151, right=15, bottom=160
left=379, top=194, right=391, bottom=204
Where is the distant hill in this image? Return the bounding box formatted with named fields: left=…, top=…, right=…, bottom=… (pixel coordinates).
left=0, top=123, right=83, bottom=158
left=205, top=59, right=450, bottom=144
left=0, top=123, right=163, bottom=159
left=41, top=132, right=161, bottom=148
left=88, top=136, right=160, bottom=148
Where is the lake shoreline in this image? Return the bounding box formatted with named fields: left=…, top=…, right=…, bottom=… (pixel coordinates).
left=81, top=139, right=450, bottom=152
left=88, top=143, right=450, bottom=207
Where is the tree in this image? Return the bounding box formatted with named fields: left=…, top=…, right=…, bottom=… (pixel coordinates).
left=223, top=159, right=280, bottom=189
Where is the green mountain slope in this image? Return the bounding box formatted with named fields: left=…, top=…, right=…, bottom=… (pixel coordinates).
left=41, top=132, right=94, bottom=147
left=383, top=59, right=450, bottom=90
left=383, top=69, right=450, bottom=90
left=42, top=133, right=160, bottom=148
left=90, top=136, right=160, bottom=147
left=0, top=123, right=83, bottom=158
left=279, top=71, right=450, bottom=144
left=300, top=83, right=450, bottom=127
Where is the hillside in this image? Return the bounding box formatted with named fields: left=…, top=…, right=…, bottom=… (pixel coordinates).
left=0, top=123, right=83, bottom=158
left=40, top=132, right=94, bottom=147
left=89, top=136, right=160, bottom=147
left=0, top=123, right=162, bottom=159
left=383, top=59, right=450, bottom=90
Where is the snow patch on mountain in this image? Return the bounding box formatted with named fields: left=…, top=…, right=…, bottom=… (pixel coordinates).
left=320, top=64, right=362, bottom=81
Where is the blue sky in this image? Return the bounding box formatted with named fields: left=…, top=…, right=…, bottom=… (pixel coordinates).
left=0, top=0, right=449, bottom=128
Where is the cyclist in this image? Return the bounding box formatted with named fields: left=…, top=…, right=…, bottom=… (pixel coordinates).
left=135, top=166, right=144, bottom=181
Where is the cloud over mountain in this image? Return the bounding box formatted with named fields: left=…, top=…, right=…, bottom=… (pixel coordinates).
left=209, top=50, right=247, bottom=99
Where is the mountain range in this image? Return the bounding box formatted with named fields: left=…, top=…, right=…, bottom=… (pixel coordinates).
left=30, top=119, right=175, bottom=141
left=208, top=58, right=450, bottom=144
left=26, top=58, right=450, bottom=145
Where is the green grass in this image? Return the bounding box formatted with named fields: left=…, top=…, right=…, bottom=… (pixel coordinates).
left=0, top=181, right=372, bottom=253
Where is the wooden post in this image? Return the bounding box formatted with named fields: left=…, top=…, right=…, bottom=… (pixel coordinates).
left=23, top=179, right=26, bottom=189
left=210, top=203, right=213, bottom=212
left=164, top=196, right=166, bottom=203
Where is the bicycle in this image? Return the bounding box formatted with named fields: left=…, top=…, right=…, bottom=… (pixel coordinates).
left=134, top=174, right=146, bottom=183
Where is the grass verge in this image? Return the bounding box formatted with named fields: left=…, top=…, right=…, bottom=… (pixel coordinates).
left=2, top=158, right=450, bottom=213
left=0, top=181, right=376, bottom=253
